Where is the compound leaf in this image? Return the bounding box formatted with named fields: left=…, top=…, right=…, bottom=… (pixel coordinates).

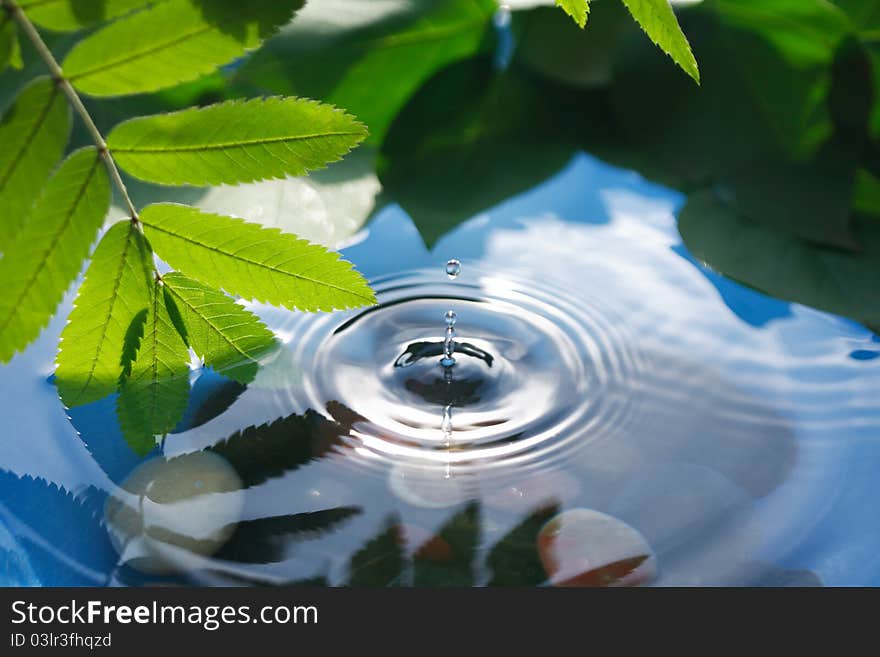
left=0, top=77, right=71, bottom=250
left=140, top=204, right=376, bottom=312
left=107, top=96, right=366, bottom=186
left=116, top=279, right=191, bottom=455
left=19, top=0, right=151, bottom=32
left=557, top=0, right=590, bottom=28
left=162, top=272, right=276, bottom=384
left=0, top=148, right=110, bottom=362
left=62, top=0, right=304, bottom=97
left=55, top=221, right=154, bottom=407
left=619, top=0, right=700, bottom=83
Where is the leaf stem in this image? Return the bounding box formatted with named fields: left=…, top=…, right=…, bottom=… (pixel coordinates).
left=3, top=0, right=140, bottom=221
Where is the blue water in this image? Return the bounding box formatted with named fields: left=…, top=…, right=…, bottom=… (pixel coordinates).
left=1, top=152, right=878, bottom=586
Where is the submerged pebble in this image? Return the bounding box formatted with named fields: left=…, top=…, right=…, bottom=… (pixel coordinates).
left=537, top=508, right=656, bottom=587
left=104, top=451, right=244, bottom=575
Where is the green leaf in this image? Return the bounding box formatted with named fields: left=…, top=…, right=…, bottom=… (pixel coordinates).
left=413, top=502, right=480, bottom=587
left=347, top=517, right=404, bottom=587
left=0, top=77, right=71, bottom=250
left=0, top=148, right=110, bottom=363
left=107, top=97, right=367, bottom=186
left=55, top=221, right=154, bottom=407
left=19, top=0, right=151, bottom=32
left=619, top=0, right=700, bottom=82
left=0, top=14, right=22, bottom=72
left=379, top=58, right=574, bottom=247
left=62, top=0, right=304, bottom=97
left=116, top=279, right=191, bottom=455
left=678, top=190, right=880, bottom=331
left=557, top=0, right=590, bottom=28
left=162, top=272, right=276, bottom=384
left=236, top=0, right=497, bottom=145
left=139, top=204, right=376, bottom=312
left=487, top=503, right=558, bottom=586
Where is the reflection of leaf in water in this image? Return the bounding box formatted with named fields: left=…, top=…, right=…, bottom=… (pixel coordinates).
left=487, top=503, right=559, bottom=586
left=207, top=410, right=351, bottom=489
left=0, top=470, right=115, bottom=585
left=414, top=501, right=480, bottom=587
left=215, top=506, right=361, bottom=564
left=347, top=516, right=404, bottom=587
left=236, top=0, right=497, bottom=145
left=173, top=376, right=247, bottom=434
left=380, top=57, right=574, bottom=247
left=679, top=190, right=880, bottom=332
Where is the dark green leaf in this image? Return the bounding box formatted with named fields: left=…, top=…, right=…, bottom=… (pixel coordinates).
left=414, top=501, right=480, bottom=587
left=679, top=189, right=880, bottom=330
left=0, top=148, right=109, bottom=362
left=347, top=517, right=404, bottom=587
left=487, top=503, right=558, bottom=586
left=237, top=0, right=496, bottom=145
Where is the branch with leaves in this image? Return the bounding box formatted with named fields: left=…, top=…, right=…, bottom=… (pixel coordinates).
left=0, top=0, right=376, bottom=453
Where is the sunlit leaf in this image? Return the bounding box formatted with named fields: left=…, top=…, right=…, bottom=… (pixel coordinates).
left=55, top=221, right=154, bottom=407
left=0, top=148, right=110, bottom=363
left=557, top=0, right=589, bottom=28
left=140, top=204, right=376, bottom=311
left=62, top=0, right=304, bottom=97
left=0, top=77, right=71, bottom=250
left=107, top=96, right=366, bottom=186
left=162, top=272, right=276, bottom=384
left=116, top=279, right=191, bottom=455
left=237, top=0, right=496, bottom=145
left=619, top=0, right=699, bottom=82
left=414, top=501, right=480, bottom=587
left=679, top=190, right=880, bottom=331
left=0, top=14, right=22, bottom=71
left=19, top=0, right=151, bottom=32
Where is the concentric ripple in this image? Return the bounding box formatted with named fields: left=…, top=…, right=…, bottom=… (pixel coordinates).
left=276, top=268, right=645, bottom=474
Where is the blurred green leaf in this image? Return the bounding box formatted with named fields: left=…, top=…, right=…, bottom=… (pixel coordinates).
left=116, top=279, right=191, bottom=455
left=619, top=0, right=699, bottom=82
left=140, top=204, right=376, bottom=312
left=0, top=14, right=22, bottom=71
left=487, top=503, right=558, bottom=586
left=379, top=58, right=574, bottom=247
left=162, top=272, right=276, bottom=384
left=0, top=148, right=109, bottom=362
left=19, top=0, right=151, bottom=32
left=414, top=501, right=480, bottom=587
left=55, top=221, right=154, bottom=407
left=237, top=0, right=496, bottom=145
left=0, top=76, right=71, bottom=250
left=556, top=0, right=589, bottom=28
left=62, top=0, right=304, bottom=97
left=679, top=189, right=880, bottom=330
left=107, top=97, right=366, bottom=186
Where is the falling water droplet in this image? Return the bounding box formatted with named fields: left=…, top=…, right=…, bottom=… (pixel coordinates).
left=445, top=310, right=457, bottom=327
left=445, top=259, right=461, bottom=279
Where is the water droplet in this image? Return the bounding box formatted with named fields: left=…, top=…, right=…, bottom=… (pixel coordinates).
left=445, top=258, right=461, bottom=279
left=445, top=310, right=457, bottom=327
